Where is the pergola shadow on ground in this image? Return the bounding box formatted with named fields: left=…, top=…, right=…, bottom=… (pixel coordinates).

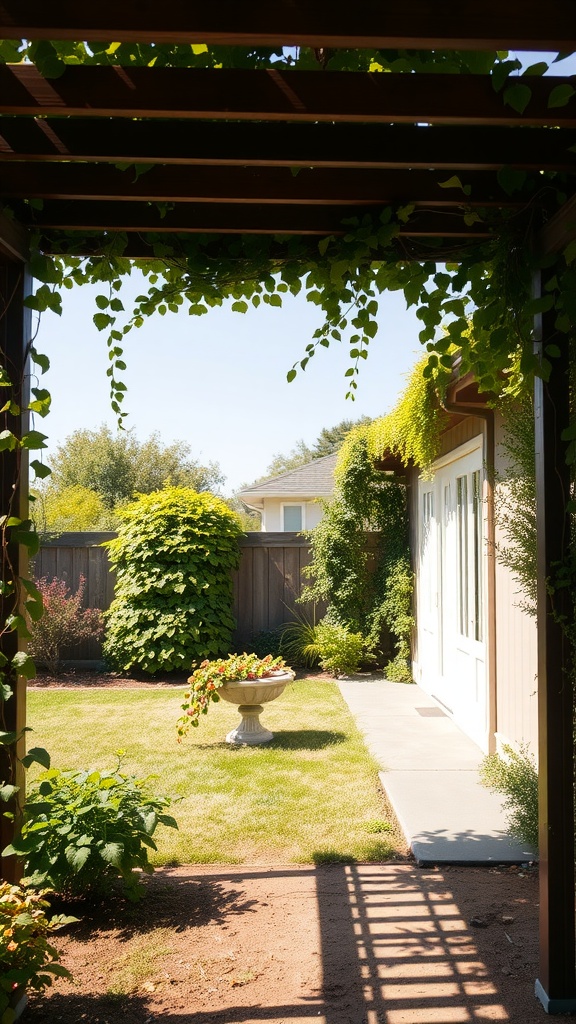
left=24, top=863, right=543, bottom=1024
left=0, top=4, right=574, bottom=1012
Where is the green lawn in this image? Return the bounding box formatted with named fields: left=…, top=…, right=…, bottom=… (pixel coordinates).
left=26, top=679, right=400, bottom=865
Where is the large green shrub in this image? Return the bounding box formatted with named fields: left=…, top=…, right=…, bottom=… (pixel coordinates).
left=103, top=486, right=243, bottom=674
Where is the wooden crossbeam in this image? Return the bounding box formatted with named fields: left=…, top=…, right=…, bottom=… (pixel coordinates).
left=1, top=0, right=575, bottom=49
left=15, top=199, right=495, bottom=237
left=0, top=163, right=528, bottom=207
left=0, top=119, right=574, bottom=173
left=1, top=66, right=575, bottom=127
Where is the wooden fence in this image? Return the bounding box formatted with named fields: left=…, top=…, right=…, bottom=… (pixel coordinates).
left=33, top=532, right=325, bottom=664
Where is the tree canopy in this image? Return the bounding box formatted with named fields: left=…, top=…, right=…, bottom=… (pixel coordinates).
left=35, top=425, right=225, bottom=531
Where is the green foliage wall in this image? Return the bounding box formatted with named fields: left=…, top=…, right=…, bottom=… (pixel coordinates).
left=301, top=363, right=447, bottom=680
left=103, top=486, right=243, bottom=674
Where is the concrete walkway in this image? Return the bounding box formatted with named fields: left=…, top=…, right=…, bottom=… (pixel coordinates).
left=338, top=678, right=535, bottom=865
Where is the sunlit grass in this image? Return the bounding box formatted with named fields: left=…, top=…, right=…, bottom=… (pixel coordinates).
left=27, top=679, right=402, bottom=864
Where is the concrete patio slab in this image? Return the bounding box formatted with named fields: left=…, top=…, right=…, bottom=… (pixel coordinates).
left=338, top=678, right=535, bottom=865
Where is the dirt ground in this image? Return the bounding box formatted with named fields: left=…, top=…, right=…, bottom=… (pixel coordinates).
left=26, top=671, right=544, bottom=1023
left=25, top=862, right=542, bottom=1024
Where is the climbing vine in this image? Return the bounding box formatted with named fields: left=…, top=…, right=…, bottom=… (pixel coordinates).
left=303, top=360, right=449, bottom=681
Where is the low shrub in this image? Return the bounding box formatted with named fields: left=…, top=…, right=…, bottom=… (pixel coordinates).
left=479, top=743, right=539, bottom=850
left=28, top=576, right=104, bottom=675
left=3, top=755, right=178, bottom=902
left=248, top=627, right=285, bottom=660
left=0, top=882, right=75, bottom=1020
left=300, top=619, right=374, bottom=677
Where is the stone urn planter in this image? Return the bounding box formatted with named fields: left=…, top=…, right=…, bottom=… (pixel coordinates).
left=219, top=671, right=294, bottom=745
left=176, top=654, right=294, bottom=744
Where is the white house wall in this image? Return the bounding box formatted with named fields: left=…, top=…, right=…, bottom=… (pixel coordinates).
left=411, top=412, right=538, bottom=759
left=492, top=411, right=538, bottom=758
left=260, top=499, right=324, bottom=532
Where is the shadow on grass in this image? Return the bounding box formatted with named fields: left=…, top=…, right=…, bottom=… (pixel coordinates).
left=267, top=730, right=347, bottom=750
left=194, top=730, right=347, bottom=752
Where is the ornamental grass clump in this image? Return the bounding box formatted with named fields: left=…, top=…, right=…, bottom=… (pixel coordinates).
left=176, top=652, right=290, bottom=738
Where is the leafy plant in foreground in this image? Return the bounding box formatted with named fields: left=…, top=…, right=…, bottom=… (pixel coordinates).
left=480, top=743, right=539, bottom=851
left=28, top=576, right=104, bottom=675
left=2, top=755, right=178, bottom=901
left=0, top=883, right=76, bottom=1021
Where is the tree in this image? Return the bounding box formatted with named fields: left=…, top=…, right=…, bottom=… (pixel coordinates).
left=32, top=485, right=117, bottom=534
left=40, top=425, right=225, bottom=529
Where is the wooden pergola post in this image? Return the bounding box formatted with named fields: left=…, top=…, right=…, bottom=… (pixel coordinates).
left=0, top=220, right=31, bottom=882
left=533, top=274, right=576, bottom=1013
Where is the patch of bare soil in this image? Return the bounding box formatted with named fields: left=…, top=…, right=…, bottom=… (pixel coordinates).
left=26, top=862, right=541, bottom=1024
left=29, top=667, right=337, bottom=689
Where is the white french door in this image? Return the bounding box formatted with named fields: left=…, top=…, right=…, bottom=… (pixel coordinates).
left=417, top=439, right=488, bottom=750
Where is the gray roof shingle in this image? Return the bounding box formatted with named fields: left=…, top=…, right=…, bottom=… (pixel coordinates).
left=238, top=453, right=337, bottom=500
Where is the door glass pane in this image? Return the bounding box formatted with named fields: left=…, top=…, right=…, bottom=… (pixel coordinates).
left=283, top=505, right=302, bottom=531
left=472, top=470, right=483, bottom=642
left=456, top=475, right=468, bottom=637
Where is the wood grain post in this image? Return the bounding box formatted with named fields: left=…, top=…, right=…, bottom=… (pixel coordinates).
left=533, top=273, right=576, bottom=1012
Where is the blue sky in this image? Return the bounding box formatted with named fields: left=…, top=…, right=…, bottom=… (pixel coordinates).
left=34, top=280, right=421, bottom=495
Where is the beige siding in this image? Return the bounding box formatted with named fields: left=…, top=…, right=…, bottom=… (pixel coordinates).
left=493, top=411, right=538, bottom=756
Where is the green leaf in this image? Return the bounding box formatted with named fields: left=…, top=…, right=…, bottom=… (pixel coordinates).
left=65, top=845, right=91, bottom=872
left=30, top=459, right=52, bottom=480
left=548, top=84, right=576, bottom=109
left=503, top=83, right=532, bottom=114
left=497, top=167, right=528, bottom=196
left=11, top=652, right=36, bottom=679
left=31, top=348, right=50, bottom=373
left=0, top=430, right=17, bottom=451
left=21, top=746, right=50, bottom=769
left=101, top=841, right=124, bottom=866
left=286, top=369, right=297, bottom=383
left=0, top=785, right=19, bottom=802
left=438, top=176, right=471, bottom=196
left=21, top=430, right=48, bottom=450
left=93, top=313, right=114, bottom=331
left=522, top=62, right=548, bottom=77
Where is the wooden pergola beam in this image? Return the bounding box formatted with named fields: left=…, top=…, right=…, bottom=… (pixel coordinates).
left=15, top=200, right=496, bottom=238
left=0, top=0, right=575, bottom=50
left=1, top=66, right=575, bottom=127
left=1, top=120, right=574, bottom=173
left=0, top=163, right=527, bottom=207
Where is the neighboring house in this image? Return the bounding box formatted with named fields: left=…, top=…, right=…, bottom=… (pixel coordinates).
left=379, top=371, right=537, bottom=757
left=238, top=453, right=337, bottom=532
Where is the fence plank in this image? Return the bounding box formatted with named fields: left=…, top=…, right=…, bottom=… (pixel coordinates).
left=35, top=532, right=369, bottom=665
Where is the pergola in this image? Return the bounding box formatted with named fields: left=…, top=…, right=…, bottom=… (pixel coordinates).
left=0, top=3, right=574, bottom=1013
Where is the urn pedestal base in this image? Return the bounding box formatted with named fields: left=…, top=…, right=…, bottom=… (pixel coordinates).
left=219, top=672, right=294, bottom=746
left=226, top=704, right=273, bottom=745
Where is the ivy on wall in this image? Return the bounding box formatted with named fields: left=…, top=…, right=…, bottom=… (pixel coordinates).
left=303, top=360, right=448, bottom=681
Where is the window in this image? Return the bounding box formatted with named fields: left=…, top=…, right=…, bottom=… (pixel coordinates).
left=456, top=469, right=483, bottom=642
left=283, top=504, right=303, bottom=531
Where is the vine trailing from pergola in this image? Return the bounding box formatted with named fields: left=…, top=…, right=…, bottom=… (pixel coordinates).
left=0, top=26, right=575, bottom=1005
